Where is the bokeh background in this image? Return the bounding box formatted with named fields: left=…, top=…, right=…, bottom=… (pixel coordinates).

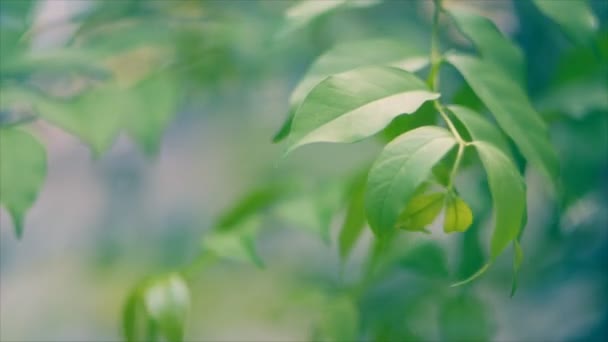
left=1, top=0, right=607, bottom=341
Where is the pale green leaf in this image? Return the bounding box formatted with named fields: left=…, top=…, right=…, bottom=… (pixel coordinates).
left=532, top=0, right=598, bottom=45
left=447, top=105, right=512, bottom=159
left=202, top=216, right=264, bottom=267
left=339, top=173, right=367, bottom=261
left=448, top=7, right=525, bottom=84
left=396, top=192, right=445, bottom=232
left=474, top=141, right=526, bottom=258
left=285, top=67, right=439, bottom=154
left=275, top=39, right=428, bottom=142
left=0, top=128, right=46, bottom=238
left=443, top=195, right=473, bottom=233
left=448, top=54, right=559, bottom=185
left=365, top=126, right=457, bottom=237
left=143, top=274, right=190, bottom=342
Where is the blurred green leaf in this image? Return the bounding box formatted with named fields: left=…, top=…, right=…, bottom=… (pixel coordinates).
left=143, top=274, right=190, bottom=342
left=398, top=241, right=449, bottom=279
left=202, top=216, right=264, bottom=267
left=439, top=293, right=495, bottom=342
left=448, top=54, right=559, bottom=186
left=339, top=172, right=368, bottom=262
left=396, top=192, right=445, bottom=232
left=0, top=127, right=46, bottom=238
left=510, top=239, right=524, bottom=297
left=448, top=105, right=513, bottom=159
left=366, top=127, right=456, bottom=237
left=314, top=296, right=359, bottom=342
left=443, top=194, right=473, bottom=233
left=448, top=7, right=525, bottom=84
left=532, top=0, right=598, bottom=45
left=285, top=67, right=439, bottom=154
left=123, top=290, right=145, bottom=342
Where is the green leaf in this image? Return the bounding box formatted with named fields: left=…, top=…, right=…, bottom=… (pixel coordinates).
left=365, top=126, right=457, bottom=237
left=0, top=128, right=46, bottom=238
left=474, top=142, right=526, bottom=259
left=397, top=241, right=449, bottom=278
left=396, top=192, right=445, bottom=232
left=443, top=194, right=473, bottom=233
left=439, top=293, right=495, bottom=342
left=202, top=216, right=264, bottom=267
left=123, top=290, right=146, bottom=342
left=447, top=7, right=525, bottom=84
left=447, top=54, right=559, bottom=185
left=274, top=39, right=429, bottom=142
left=285, top=67, right=439, bottom=154
left=314, top=296, right=359, bottom=342
left=532, top=0, right=598, bottom=45
left=143, top=274, right=190, bottom=342
left=124, top=72, right=179, bottom=156
left=339, top=172, right=368, bottom=261
left=447, top=105, right=512, bottom=159
left=511, top=239, right=524, bottom=297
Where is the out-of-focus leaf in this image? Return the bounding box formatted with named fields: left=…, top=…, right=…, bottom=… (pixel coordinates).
left=314, top=296, right=359, bottom=342
left=366, top=127, right=456, bottom=237
left=536, top=75, right=608, bottom=119
left=339, top=172, right=368, bottom=262
left=278, top=0, right=380, bottom=39
left=143, top=274, right=190, bottom=342
left=439, top=293, right=495, bottom=342
left=123, top=290, right=145, bottom=342
left=448, top=105, right=512, bottom=159
left=532, top=0, right=598, bottom=45
left=275, top=39, right=429, bottom=142
left=285, top=67, right=439, bottom=154
left=0, top=128, right=46, bottom=238
left=443, top=194, right=473, bottom=233
left=396, top=192, right=445, bottom=232
left=217, top=184, right=289, bottom=231
left=398, top=241, right=449, bottom=278
left=448, top=7, right=525, bottom=84
left=202, top=216, right=264, bottom=267
left=448, top=54, right=559, bottom=185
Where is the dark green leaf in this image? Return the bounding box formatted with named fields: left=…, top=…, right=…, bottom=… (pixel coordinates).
left=532, top=0, right=598, bottom=45
left=0, top=127, right=46, bottom=238
left=439, top=293, right=495, bottom=342
left=448, top=54, right=559, bottom=185
left=285, top=67, right=439, bottom=154
left=366, top=126, right=456, bottom=237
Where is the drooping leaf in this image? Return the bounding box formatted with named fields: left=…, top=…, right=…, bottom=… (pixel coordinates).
left=439, top=293, right=495, bottom=342
left=447, top=105, right=512, bottom=159
left=365, top=126, right=456, bottom=237
left=142, top=274, right=190, bottom=342
left=285, top=67, right=439, bottom=154
left=511, top=239, right=524, bottom=297
left=339, top=171, right=368, bottom=261
left=0, top=128, right=46, bottom=238
left=474, top=141, right=526, bottom=259
left=447, top=7, right=525, bottom=84
left=532, top=0, right=598, bottom=45
left=443, top=194, right=474, bottom=233
left=396, top=192, right=445, bottom=232
left=448, top=54, right=559, bottom=185
left=274, top=39, right=429, bottom=142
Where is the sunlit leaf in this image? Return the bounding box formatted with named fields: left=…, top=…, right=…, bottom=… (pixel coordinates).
left=443, top=194, right=473, bottom=233
left=0, top=128, right=46, bottom=238
left=285, top=67, right=439, bottom=154
left=366, top=126, right=456, bottom=237
left=143, top=274, right=190, bottom=342
left=396, top=192, right=445, bottom=232
left=448, top=54, right=559, bottom=185
left=448, top=7, right=525, bottom=84
left=532, top=0, right=598, bottom=45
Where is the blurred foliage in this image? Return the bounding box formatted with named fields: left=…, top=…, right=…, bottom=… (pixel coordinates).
left=1, top=0, right=607, bottom=341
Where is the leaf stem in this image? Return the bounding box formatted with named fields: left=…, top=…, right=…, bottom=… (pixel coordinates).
left=447, top=142, right=465, bottom=191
